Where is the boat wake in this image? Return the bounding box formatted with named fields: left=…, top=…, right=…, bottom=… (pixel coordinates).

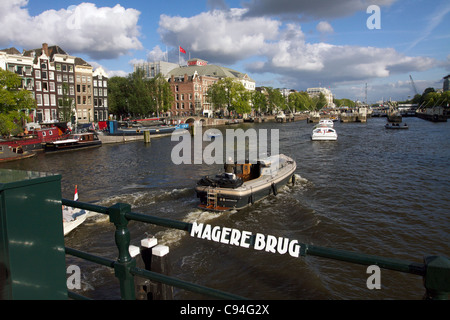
left=156, top=209, right=226, bottom=247
left=96, top=187, right=192, bottom=209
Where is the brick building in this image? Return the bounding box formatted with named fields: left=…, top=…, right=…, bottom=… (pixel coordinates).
left=167, top=58, right=255, bottom=117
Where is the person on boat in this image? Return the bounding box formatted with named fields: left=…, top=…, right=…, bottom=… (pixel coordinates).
left=224, top=157, right=236, bottom=179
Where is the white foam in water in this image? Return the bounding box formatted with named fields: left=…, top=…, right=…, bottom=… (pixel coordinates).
left=157, top=209, right=223, bottom=247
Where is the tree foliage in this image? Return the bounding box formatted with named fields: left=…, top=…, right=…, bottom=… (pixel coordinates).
left=0, top=69, right=35, bottom=135
left=107, top=70, right=173, bottom=118
left=207, top=77, right=251, bottom=115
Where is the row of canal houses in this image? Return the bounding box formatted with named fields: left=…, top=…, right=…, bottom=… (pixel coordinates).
left=0, top=43, right=109, bottom=125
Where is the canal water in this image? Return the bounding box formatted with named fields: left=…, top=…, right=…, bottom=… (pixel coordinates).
left=2, top=117, right=449, bottom=300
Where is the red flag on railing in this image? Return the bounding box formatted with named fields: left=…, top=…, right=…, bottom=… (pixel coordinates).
left=74, top=185, right=78, bottom=201
left=179, top=46, right=186, bottom=54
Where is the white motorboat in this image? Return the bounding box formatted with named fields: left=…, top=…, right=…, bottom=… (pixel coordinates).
left=63, top=207, right=88, bottom=236
left=62, top=185, right=89, bottom=236
left=311, top=126, right=338, bottom=141
left=318, top=119, right=334, bottom=127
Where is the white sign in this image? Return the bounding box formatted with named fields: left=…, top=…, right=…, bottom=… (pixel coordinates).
left=190, top=222, right=302, bottom=258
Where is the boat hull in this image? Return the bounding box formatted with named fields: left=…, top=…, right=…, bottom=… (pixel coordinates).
left=63, top=208, right=88, bottom=236
left=44, top=140, right=102, bottom=152
left=195, top=155, right=296, bottom=212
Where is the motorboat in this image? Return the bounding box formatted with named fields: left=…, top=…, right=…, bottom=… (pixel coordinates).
left=311, top=126, right=338, bottom=141
left=385, top=123, right=409, bottom=129
left=44, top=132, right=102, bottom=152
left=63, top=207, right=88, bottom=236
left=318, top=119, right=334, bottom=127
left=0, top=145, right=36, bottom=163
left=195, top=154, right=297, bottom=212
left=275, top=112, right=286, bottom=122
left=205, top=129, right=222, bottom=138
left=63, top=185, right=89, bottom=236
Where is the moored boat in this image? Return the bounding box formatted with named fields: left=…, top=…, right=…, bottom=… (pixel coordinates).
left=44, top=132, right=102, bottom=152
left=195, top=154, right=297, bottom=212
left=311, top=126, right=338, bottom=141
left=0, top=145, right=36, bottom=163
left=0, top=125, right=68, bottom=152
left=385, top=123, right=409, bottom=129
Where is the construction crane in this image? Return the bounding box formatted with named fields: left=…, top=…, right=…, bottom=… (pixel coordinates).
left=409, top=75, right=419, bottom=96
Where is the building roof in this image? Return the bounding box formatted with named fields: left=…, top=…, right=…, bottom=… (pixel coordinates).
left=23, top=45, right=70, bottom=64
left=75, top=57, right=92, bottom=67
left=0, top=47, right=22, bottom=55
left=168, top=63, right=254, bottom=82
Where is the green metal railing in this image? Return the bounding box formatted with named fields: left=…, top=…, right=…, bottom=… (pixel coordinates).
left=62, top=198, right=450, bottom=300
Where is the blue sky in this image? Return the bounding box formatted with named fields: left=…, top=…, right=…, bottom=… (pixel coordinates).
left=1, top=0, right=449, bottom=103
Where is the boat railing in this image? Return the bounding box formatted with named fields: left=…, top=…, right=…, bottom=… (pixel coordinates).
left=61, top=198, right=450, bottom=300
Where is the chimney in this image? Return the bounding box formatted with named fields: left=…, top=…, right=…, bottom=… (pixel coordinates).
left=42, top=43, right=49, bottom=57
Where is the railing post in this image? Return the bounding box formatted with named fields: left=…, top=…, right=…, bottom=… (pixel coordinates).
left=423, top=256, right=450, bottom=300
left=109, top=203, right=136, bottom=300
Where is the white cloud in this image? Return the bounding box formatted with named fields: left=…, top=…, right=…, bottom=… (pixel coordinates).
left=159, top=9, right=280, bottom=64
left=0, top=1, right=143, bottom=59
left=316, top=21, right=334, bottom=34
left=157, top=9, right=437, bottom=89
left=146, top=45, right=168, bottom=62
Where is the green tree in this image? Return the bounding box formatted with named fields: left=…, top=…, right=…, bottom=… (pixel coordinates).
left=251, top=90, right=267, bottom=114
left=59, top=83, right=74, bottom=123
left=127, top=69, right=153, bottom=116
left=207, top=81, right=227, bottom=113
left=207, top=78, right=251, bottom=115
left=108, top=76, right=130, bottom=116
left=264, top=87, right=284, bottom=113
left=149, top=73, right=173, bottom=117
left=0, top=69, right=35, bottom=136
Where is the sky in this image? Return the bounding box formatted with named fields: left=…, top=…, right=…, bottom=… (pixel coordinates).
left=1, top=0, right=449, bottom=103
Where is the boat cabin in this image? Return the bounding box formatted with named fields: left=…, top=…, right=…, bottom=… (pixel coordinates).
left=72, top=133, right=99, bottom=142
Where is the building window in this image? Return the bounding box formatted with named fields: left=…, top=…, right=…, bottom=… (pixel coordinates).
left=35, top=81, right=41, bottom=91
left=43, top=94, right=49, bottom=106
left=51, top=94, right=56, bottom=106
left=35, top=70, right=41, bottom=79
left=36, top=94, right=42, bottom=106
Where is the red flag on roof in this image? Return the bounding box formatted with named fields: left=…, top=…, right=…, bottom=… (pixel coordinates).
left=179, top=46, right=186, bottom=54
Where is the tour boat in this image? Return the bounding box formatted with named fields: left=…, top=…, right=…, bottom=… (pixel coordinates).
left=318, top=119, right=334, bottom=127
left=311, top=126, right=338, bottom=141
left=195, top=154, right=297, bottom=212
left=44, top=132, right=102, bottom=152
